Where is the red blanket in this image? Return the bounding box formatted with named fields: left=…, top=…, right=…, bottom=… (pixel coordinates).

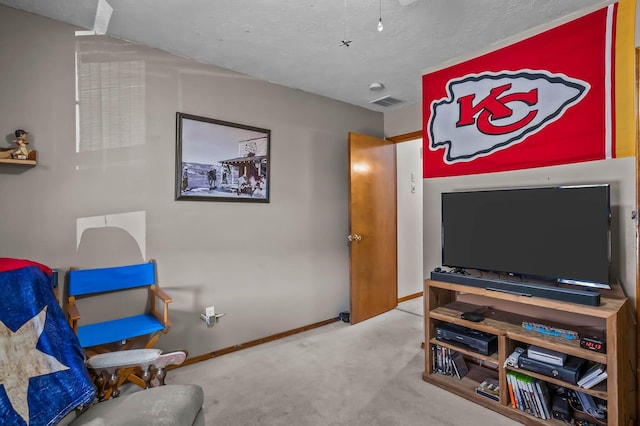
left=0, top=258, right=52, bottom=275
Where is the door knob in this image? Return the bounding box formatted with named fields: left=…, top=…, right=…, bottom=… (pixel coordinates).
left=347, top=234, right=362, bottom=242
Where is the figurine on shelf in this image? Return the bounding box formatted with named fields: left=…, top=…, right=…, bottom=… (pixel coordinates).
left=11, top=129, right=31, bottom=160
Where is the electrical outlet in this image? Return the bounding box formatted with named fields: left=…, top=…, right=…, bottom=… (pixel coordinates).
left=206, top=306, right=215, bottom=317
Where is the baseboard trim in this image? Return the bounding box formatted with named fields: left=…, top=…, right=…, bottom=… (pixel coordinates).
left=173, top=317, right=341, bottom=369
left=398, top=291, right=423, bottom=304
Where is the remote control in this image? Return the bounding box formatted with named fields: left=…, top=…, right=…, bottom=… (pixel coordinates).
left=461, top=311, right=484, bottom=322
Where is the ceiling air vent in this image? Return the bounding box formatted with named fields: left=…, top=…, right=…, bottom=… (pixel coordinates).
left=370, top=95, right=405, bottom=107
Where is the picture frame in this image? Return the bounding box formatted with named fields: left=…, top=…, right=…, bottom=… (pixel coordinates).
left=175, top=113, right=270, bottom=203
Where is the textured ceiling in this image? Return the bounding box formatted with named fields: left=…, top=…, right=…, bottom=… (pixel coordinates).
left=0, top=0, right=611, bottom=112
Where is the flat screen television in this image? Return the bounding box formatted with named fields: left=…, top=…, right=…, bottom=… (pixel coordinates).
left=441, top=184, right=611, bottom=290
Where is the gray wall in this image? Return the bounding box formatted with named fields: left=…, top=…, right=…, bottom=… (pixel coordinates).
left=0, top=6, right=383, bottom=356
left=384, top=104, right=421, bottom=138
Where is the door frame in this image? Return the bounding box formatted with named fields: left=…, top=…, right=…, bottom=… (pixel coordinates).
left=388, top=130, right=424, bottom=303
left=634, top=46, right=640, bottom=412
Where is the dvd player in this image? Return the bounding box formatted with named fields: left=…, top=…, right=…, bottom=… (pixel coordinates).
left=435, top=323, right=497, bottom=356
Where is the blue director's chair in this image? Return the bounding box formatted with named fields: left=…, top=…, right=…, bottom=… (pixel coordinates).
left=66, top=259, right=172, bottom=394
left=66, top=259, right=172, bottom=349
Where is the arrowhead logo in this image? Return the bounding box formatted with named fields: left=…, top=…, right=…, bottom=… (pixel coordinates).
left=428, top=70, right=589, bottom=163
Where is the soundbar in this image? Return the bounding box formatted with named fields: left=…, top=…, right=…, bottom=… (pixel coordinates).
left=430, top=271, right=600, bottom=306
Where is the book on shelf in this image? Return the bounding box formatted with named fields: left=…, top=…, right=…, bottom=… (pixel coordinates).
left=528, top=376, right=544, bottom=419
left=434, top=345, right=444, bottom=374
left=534, top=380, right=552, bottom=419
left=451, top=355, right=460, bottom=378
left=443, top=346, right=451, bottom=375
left=580, top=371, right=608, bottom=389
left=451, top=351, right=468, bottom=379
left=577, top=363, right=606, bottom=387
left=443, top=346, right=452, bottom=375
left=521, top=374, right=541, bottom=418
left=506, top=373, right=517, bottom=409
left=515, top=373, right=534, bottom=416
left=510, top=372, right=526, bottom=412
left=432, top=345, right=475, bottom=381
left=506, top=371, right=526, bottom=413
left=506, top=371, right=550, bottom=419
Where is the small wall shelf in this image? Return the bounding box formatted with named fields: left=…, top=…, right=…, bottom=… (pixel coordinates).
left=0, top=150, right=37, bottom=166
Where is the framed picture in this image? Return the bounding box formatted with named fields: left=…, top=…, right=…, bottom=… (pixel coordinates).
left=175, top=113, right=270, bottom=203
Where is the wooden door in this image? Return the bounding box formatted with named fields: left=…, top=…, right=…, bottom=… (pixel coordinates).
left=349, top=132, right=397, bottom=324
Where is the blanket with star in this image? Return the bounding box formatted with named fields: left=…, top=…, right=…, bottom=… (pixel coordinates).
left=0, top=261, right=95, bottom=425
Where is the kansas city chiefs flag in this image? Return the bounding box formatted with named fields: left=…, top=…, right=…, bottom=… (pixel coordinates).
left=423, top=1, right=635, bottom=178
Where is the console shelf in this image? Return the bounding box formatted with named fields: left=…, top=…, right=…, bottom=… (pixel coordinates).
left=423, top=279, right=636, bottom=425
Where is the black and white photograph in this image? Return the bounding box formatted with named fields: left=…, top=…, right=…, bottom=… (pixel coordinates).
left=175, top=113, right=270, bottom=203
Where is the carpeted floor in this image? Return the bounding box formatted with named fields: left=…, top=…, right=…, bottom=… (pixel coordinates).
left=168, top=298, right=521, bottom=425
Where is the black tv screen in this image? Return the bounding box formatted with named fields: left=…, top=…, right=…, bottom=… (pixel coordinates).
left=441, top=185, right=611, bottom=289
